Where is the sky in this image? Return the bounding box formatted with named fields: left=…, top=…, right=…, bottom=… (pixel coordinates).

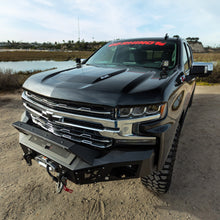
left=0, top=0, right=219, bottom=46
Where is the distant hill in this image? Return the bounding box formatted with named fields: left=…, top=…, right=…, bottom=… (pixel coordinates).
left=186, top=37, right=205, bottom=53
left=188, top=42, right=205, bottom=53
left=188, top=40, right=220, bottom=53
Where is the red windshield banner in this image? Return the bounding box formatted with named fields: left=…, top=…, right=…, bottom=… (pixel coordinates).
left=108, top=41, right=167, bottom=47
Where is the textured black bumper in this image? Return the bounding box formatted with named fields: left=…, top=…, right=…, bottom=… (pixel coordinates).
left=13, top=121, right=155, bottom=184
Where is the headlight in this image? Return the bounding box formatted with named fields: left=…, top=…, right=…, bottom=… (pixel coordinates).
left=132, top=106, right=146, bottom=116
left=118, top=104, right=166, bottom=119
left=119, top=107, right=132, bottom=117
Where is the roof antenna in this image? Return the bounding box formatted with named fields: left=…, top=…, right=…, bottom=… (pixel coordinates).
left=165, top=33, right=169, bottom=40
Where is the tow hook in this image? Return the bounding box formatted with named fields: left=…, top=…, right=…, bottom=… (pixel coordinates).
left=23, top=153, right=33, bottom=166
left=46, top=165, right=73, bottom=194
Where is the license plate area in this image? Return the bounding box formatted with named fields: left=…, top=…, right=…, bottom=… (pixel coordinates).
left=29, top=136, right=75, bottom=165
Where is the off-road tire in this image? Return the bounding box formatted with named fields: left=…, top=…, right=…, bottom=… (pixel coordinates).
left=141, top=124, right=181, bottom=194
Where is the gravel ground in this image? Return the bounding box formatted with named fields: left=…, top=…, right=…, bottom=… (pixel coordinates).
left=0, top=86, right=219, bottom=220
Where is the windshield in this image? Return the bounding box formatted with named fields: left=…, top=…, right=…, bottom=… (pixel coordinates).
left=86, top=40, right=177, bottom=69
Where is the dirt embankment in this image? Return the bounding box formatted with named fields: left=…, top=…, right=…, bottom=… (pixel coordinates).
left=0, top=86, right=220, bottom=220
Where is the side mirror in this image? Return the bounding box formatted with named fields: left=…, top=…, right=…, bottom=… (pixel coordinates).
left=75, top=58, right=82, bottom=68
left=76, top=58, right=87, bottom=65
left=75, top=58, right=81, bottom=64
left=190, top=62, right=213, bottom=77
left=81, top=59, right=87, bottom=64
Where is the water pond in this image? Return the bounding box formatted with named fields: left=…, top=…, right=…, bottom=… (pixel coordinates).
left=0, top=60, right=76, bottom=73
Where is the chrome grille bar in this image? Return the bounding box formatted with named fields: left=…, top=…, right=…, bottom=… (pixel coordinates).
left=24, top=102, right=118, bottom=133
left=26, top=91, right=112, bottom=116
left=31, top=115, right=112, bottom=148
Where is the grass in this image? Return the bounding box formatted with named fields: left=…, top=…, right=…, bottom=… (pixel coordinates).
left=0, top=50, right=93, bottom=61
left=196, top=82, right=218, bottom=86
left=193, top=53, right=220, bottom=62
left=0, top=69, right=45, bottom=91
left=193, top=53, right=220, bottom=83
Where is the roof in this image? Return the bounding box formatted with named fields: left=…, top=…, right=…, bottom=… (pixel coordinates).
left=111, top=37, right=183, bottom=43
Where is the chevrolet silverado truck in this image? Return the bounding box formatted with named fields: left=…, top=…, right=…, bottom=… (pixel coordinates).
left=13, top=36, right=213, bottom=194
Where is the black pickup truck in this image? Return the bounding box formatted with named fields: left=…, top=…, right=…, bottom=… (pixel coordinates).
left=13, top=36, right=213, bottom=194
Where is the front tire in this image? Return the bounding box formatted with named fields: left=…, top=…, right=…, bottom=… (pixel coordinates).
left=141, top=124, right=181, bottom=194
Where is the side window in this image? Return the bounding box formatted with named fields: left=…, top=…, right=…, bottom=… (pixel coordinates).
left=186, top=45, right=192, bottom=67
left=183, top=43, right=189, bottom=72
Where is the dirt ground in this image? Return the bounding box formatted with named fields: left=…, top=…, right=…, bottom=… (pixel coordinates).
left=0, top=86, right=219, bottom=220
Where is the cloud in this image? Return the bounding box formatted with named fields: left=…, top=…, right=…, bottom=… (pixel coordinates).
left=0, top=0, right=219, bottom=46
left=33, top=0, right=54, bottom=7
left=162, top=25, right=176, bottom=31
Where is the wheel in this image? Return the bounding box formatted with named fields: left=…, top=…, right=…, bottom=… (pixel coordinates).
left=141, top=124, right=181, bottom=194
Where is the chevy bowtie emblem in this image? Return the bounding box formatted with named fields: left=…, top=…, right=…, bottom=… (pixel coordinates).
left=41, top=110, right=63, bottom=122
left=42, top=110, right=53, bottom=121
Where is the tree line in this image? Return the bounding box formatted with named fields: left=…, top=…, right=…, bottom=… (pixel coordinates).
left=0, top=38, right=219, bottom=50
left=0, top=40, right=107, bottom=51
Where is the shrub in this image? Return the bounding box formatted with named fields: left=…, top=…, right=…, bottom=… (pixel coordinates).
left=0, top=69, right=40, bottom=91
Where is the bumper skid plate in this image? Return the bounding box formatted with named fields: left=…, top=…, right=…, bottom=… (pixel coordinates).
left=13, top=121, right=155, bottom=184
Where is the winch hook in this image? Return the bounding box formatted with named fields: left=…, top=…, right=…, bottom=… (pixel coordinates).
left=46, top=165, right=73, bottom=194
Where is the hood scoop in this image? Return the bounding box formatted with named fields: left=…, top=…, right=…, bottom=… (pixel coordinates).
left=92, top=68, right=127, bottom=84
left=41, top=67, right=76, bottom=82
left=122, top=73, right=152, bottom=93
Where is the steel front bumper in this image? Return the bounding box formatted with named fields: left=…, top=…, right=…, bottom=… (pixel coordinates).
left=13, top=121, right=155, bottom=184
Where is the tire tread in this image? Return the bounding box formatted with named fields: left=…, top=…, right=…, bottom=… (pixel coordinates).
left=141, top=124, right=181, bottom=194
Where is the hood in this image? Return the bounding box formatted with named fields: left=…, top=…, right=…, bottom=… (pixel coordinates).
left=23, top=65, right=174, bottom=106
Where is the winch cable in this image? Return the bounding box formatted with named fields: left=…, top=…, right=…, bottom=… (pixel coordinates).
left=46, top=165, right=73, bottom=193
left=46, top=165, right=58, bottom=182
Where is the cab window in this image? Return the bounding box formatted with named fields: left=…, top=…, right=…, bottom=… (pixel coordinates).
left=186, top=45, right=192, bottom=67
left=183, top=43, right=189, bottom=72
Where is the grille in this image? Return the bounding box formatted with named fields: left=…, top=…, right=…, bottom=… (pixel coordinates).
left=31, top=115, right=113, bottom=148
left=23, top=91, right=117, bottom=149
left=25, top=91, right=115, bottom=119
